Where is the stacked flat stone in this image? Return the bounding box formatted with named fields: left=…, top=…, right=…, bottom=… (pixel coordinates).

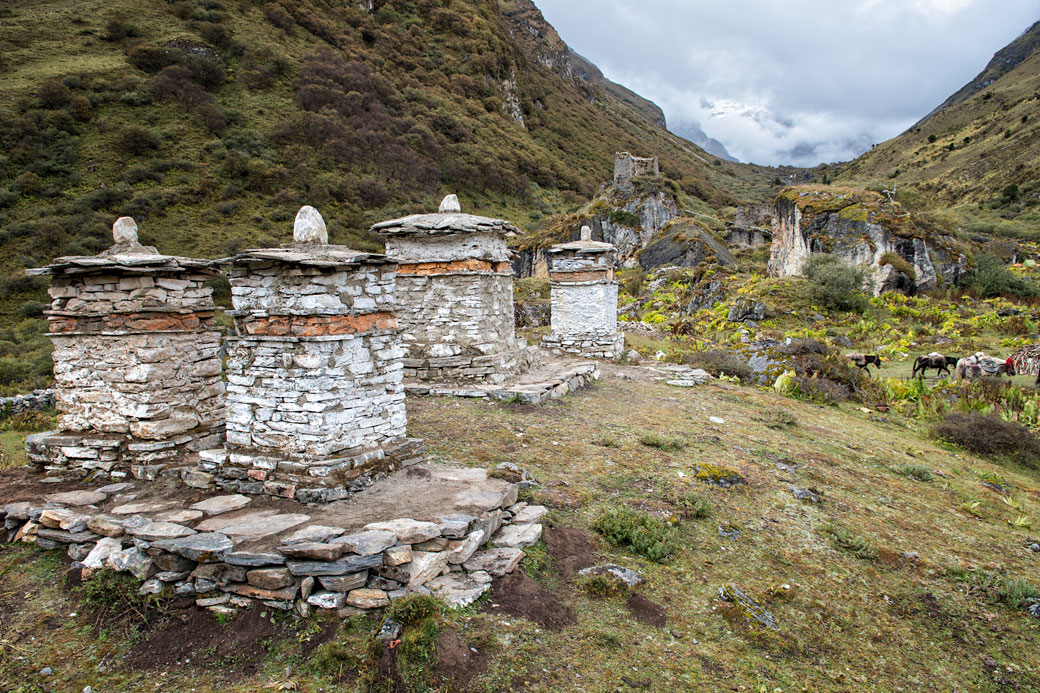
left=207, top=207, right=422, bottom=502
left=372, top=196, right=524, bottom=383
left=0, top=472, right=545, bottom=616
left=25, top=218, right=225, bottom=479
left=541, top=226, right=625, bottom=359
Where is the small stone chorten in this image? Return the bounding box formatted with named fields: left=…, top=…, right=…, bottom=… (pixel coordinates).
left=25, top=217, right=225, bottom=479
left=205, top=206, right=422, bottom=503
left=372, top=195, right=526, bottom=383
left=541, top=226, right=625, bottom=359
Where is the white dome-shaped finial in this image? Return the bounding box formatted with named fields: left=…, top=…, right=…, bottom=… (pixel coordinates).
left=439, top=194, right=461, bottom=213
left=294, top=206, right=328, bottom=244
left=580, top=225, right=592, bottom=241
left=113, top=217, right=139, bottom=244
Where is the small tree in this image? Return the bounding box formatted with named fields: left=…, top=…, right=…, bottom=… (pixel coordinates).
left=802, top=254, right=870, bottom=311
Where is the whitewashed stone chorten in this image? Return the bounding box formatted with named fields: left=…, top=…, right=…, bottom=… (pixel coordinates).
left=372, top=195, right=526, bottom=383
left=541, top=226, right=624, bottom=359
left=206, top=207, right=422, bottom=503
left=25, top=217, right=225, bottom=478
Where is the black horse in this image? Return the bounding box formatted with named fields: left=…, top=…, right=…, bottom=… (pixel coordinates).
left=912, top=353, right=959, bottom=378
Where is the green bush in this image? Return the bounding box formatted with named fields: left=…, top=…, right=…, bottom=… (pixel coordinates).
left=593, top=507, right=679, bottom=563
left=802, top=254, right=870, bottom=311
left=878, top=251, right=916, bottom=280
left=961, top=253, right=1039, bottom=299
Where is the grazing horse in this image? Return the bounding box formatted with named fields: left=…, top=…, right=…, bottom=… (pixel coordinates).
left=956, top=353, right=1016, bottom=381
left=846, top=353, right=882, bottom=373
left=912, top=352, right=958, bottom=378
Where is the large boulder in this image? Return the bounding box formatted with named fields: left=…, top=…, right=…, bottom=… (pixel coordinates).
left=637, top=220, right=735, bottom=270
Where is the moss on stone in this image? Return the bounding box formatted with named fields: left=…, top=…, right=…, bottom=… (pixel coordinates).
left=692, top=463, right=746, bottom=488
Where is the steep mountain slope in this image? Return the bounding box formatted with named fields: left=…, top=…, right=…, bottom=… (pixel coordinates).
left=835, top=21, right=1040, bottom=230
left=917, top=20, right=1040, bottom=125
left=0, top=0, right=751, bottom=267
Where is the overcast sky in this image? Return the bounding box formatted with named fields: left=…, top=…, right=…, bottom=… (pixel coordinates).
left=535, top=0, right=1039, bottom=166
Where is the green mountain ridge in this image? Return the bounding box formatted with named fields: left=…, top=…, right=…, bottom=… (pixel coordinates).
left=835, top=20, right=1040, bottom=235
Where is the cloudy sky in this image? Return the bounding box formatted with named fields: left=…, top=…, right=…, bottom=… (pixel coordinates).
left=535, top=0, right=1039, bottom=166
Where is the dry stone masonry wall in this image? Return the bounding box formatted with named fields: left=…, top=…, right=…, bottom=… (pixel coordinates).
left=373, top=196, right=526, bottom=383
left=0, top=467, right=545, bottom=617
left=613, top=151, right=660, bottom=192
left=207, top=207, right=421, bottom=503
left=541, top=227, right=624, bottom=359
left=25, top=218, right=225, bottom=480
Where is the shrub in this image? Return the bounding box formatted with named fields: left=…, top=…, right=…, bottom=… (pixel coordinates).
left=961, top=253, right=1039, bottom=299
left=802, top=254, right=870, bottom=311
left=37, top=80, right=72, bottom=109
left=933, top=412, right=1040, bottom=469
left=685, top=349, right=753, bottom=383
left=678, top=491, right=712, bottom=519
left=594, top=508, right=679, bottom=563
left=878, top=251, right=916, bottom=280
left=621, top=268, right=646, bottom=297
left=115, top=125, right=161, bottom=155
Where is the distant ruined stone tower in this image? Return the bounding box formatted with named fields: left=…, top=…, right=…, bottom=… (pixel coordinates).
left=613, top=152, right=659, bottom=192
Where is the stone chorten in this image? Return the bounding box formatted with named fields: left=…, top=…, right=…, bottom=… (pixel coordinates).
left=541, top=226, right=625, bottom=359
left=25, top=217, right=225, bottom=478
left=206, top=206, right=423, bottom=503
left=372, top=195, right=525, bottom=383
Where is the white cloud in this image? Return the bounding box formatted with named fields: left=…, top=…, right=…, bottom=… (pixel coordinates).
left=534, top=0, right=1038, bottom=165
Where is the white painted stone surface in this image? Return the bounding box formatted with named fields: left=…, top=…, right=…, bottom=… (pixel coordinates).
left=293, top=206, right=328, bottom=244
left=550, top=281, right=618, bottom=338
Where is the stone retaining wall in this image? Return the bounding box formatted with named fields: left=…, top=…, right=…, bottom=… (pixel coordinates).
left=1, top=478, right=544, bottom=616
left=0, top=389, right=55, bottom=420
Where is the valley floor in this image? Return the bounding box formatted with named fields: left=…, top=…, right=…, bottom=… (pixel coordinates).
left=2, top=362, right=1039, bottom=691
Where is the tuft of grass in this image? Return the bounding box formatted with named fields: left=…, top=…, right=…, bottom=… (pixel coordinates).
left=896, top=463, right=933, bottom=482
left=580, top=573, right=631, bottom=598
left=593, top=507, right=680, bottom=563
left=824, top=524, right=878, bottom=560
left=763, top=410, right=798, bottom=429
left=678, top=491, right=713, bottom=519
left=593, top=434, right=621, bottom=448
left=638, top=432, right=687, bottom=452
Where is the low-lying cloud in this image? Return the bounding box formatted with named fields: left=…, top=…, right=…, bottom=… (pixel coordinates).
left=535, top=0, right=1038, bottom=166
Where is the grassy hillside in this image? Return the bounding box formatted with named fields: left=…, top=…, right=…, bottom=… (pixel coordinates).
left=3, top=363, right=1040, bottom=690
left=835, top=23, right=1040, bottom=240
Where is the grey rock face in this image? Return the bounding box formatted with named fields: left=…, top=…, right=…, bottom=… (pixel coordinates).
left=578, top=564, right=644, bottom=587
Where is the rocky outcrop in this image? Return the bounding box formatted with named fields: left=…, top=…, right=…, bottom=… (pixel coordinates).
left=767, top=187, right=970, bottom=295
left=638, top=220, right=735, bottom=270
left=601, top=192, right=680, bottom=263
